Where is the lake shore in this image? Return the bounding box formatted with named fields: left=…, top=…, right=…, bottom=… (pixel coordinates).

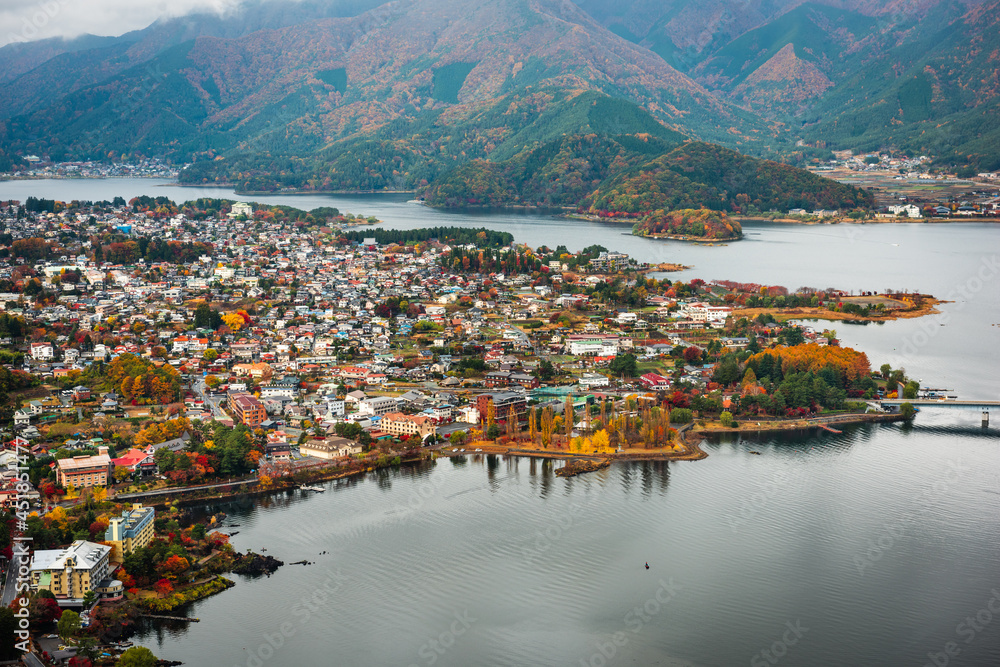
left=735, top=295, right=944, bottom=323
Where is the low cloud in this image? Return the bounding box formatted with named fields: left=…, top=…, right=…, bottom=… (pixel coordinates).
left=1, top=0, right=246, bottom=47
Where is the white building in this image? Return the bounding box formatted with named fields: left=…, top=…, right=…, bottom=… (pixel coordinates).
left=579, top=373, right=610, bottom=388
left=358, top=396, right=398, bottom=417
left=30, top=342, right=54, bottom=360
left=30, top=540, right=112, bottom=601
left=888, top=204, right=921, bottom=218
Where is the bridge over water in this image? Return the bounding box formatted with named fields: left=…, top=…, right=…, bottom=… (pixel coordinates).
left=875, top=399, right=1000, bottom=426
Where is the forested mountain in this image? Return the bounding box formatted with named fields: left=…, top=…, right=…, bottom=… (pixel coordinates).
left=799, top=0, right=1000, bottom=169
left=424, top=137, right=873, bottom=217
left=0, top=0, right=996, bottom=180
left=423, top=127, right=683, bottom=208
left=584, top=142, right=874, bottom=215
left=0, top=0, right=772, bottom=192
left=575, top=0, right=998, bottom=169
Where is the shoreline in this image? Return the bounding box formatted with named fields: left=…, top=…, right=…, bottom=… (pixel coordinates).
left=116, top=412, right=908, bottom=506
left=130, top=453, right=431, bottom=509
left=735, top=295, right=944, bottom=323
left=694, top=411, right=907, bottom=438
left=734, top=215, right=1000, bottom=225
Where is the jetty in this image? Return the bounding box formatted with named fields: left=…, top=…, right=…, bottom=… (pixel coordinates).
left=142, top=614, right=200, bottom=622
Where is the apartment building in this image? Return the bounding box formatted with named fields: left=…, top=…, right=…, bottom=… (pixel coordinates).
left=228, top=392, right=266, bottom=428
left=30, top=540, right=112, bottom=601
left=56, top=447, right=112, bottom=487
left=104, top=503, right=156, bottom=561
left=381, top=412, right=437, bottom=439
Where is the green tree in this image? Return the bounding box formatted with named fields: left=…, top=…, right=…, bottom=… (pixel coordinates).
left=899, top=402, right=916, bottom=420
left=0, top=608, right=17, bottom=660
left=117, top=646, right=159, bottom=667
left=57, top=609, right=81, bottom=640
left=902, top=380, right=920, bottom=399
left=608, top=353, right=638, bottom=378
left=669, top=408, right=693, bottom=424
left=720, top=411, right=734, bottom=427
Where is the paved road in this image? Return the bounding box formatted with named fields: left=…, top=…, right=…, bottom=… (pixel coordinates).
left=23, top=652, right=45, bottom=667
left=0, top=557, right=18, bottom=607
left=193, top=377, right=226, bottom=419
left=116, top=477, right=258, bottom=500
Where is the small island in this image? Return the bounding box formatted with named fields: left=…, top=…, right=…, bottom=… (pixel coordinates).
left=631, top=208, right=743, bottom=241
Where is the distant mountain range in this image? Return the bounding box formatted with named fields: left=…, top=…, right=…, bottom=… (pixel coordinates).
left=0, top=0, right=995, bottom=190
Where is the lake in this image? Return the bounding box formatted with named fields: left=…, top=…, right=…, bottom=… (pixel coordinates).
left=5, top=178, right=999, bottom=666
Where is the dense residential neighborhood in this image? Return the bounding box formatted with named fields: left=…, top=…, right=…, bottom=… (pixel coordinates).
left=0, top=193, right=931, bottom=664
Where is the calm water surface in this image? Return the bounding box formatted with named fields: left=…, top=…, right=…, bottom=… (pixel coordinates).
left=4, top=179, right=998, bottom=666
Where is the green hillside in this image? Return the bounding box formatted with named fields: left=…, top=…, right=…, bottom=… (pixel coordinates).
left=182, top=90, right=687, bottom=192
left=585, top=142, right=874, bottom=215
left=423, top=131, right=682, bottom=208
left=698, top=3, right=874, bottom=88
left=800, top=2, right=1000, bottom=169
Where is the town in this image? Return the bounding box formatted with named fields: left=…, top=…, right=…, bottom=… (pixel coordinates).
left=0, top=194, right=930, bottom=664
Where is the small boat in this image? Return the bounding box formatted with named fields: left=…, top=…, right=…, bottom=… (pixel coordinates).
left=299, top=485, right=325, bottom=492
left=749, top=451, right=761, bottom=455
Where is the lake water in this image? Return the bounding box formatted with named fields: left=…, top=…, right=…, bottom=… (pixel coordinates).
left=5, top=179, right=999, bottom=666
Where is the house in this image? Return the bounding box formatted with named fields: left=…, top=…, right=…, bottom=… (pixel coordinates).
left=104, top=504, right=155, bottom=561
left=111, top=448, right=156, bottom=477
left=30, top=540, right=113, bottom=601
left=300, top=436, right=362, bottom=460
left=13, top=410, right=31, bottom=427
left=381, top=412, right=437, bottom=439
left=344, top=390, right=367, bottom=404
left=150, top=431, right=191, bottom=453
left=458, top=406, right=480, bottom=423
left=639, top=373, right=671, bottom=391
left=265, top=442, right=291, bottom=460
left=56, top=447, right=112, bottom=487
left=30, top=342, right=54, bottom=360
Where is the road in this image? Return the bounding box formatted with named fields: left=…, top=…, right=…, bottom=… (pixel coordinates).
left=115, top=477, right=258, bottom=500
left=193, top=377, right=227, bottom=419
left=0, top=557, right=18, bottom=607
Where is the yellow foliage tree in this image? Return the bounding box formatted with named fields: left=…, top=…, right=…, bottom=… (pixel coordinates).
left=591, top=429, right=611, bottom=453
left=222, top=312, right=245, bottom=331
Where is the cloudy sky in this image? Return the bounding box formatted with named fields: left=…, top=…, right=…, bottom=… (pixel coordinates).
left=0, top=0, right=245, bottom=47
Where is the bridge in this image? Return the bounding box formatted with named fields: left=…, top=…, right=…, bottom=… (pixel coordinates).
left=874, top=399, right=1000, bottom=426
